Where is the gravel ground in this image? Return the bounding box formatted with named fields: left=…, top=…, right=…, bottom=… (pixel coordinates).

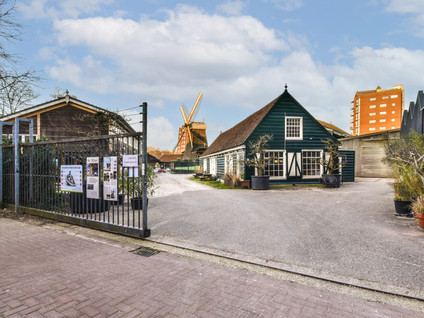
left=148, top=173, right=424, bottom=298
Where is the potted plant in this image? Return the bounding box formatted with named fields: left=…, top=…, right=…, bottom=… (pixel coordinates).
left=320, top=138, right=345, bottom=188
left=383, top=131, right=424, bottom=217
left=245, top=134, right=273, bottom=190
left=412, top=196, right=424, bottom=229
left=391, top=163, right=417, bottom=216
left=129, top=165, right=156, bottom=210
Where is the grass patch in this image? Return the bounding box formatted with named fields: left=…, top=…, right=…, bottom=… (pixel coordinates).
left=190, top=177, right=245, bottom=189
left=269, top=183, right=323, bottom=190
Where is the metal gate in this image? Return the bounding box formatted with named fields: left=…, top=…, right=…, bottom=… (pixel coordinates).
left=0, top=105, right=150, bottom=238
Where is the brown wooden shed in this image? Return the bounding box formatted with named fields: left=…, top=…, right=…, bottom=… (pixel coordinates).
left=0, top=92, right=135, bottom=141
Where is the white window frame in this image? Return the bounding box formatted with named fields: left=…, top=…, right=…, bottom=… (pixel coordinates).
left=203, top=159, right=208, bottom=173
left=263, top=150, right=286, bottom=180
left=285, top=116, right=303, bottom=140
left=210, top=157, right=217, bottom=175
left=302, top=150, right=323, bottom=179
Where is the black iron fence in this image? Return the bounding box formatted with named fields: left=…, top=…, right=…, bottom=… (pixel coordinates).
left=1, top=132, right=150, bottom=238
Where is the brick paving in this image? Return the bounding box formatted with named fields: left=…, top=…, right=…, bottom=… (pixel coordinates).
left=0, top=218, right=423, bottom=318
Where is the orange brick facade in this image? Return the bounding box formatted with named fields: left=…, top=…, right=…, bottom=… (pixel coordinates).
left=350, top=85, right=404, bottom=136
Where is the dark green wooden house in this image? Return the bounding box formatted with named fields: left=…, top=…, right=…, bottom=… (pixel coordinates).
left=200, top=85, right=354, bottom=184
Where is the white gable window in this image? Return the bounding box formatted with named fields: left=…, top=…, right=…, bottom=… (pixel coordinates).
left=285, top=117, right=303, bottom=140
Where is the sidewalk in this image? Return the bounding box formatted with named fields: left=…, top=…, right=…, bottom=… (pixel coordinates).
left=0, top=217, right=423, bottom=318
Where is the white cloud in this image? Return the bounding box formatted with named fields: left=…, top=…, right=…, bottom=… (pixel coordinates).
left=38, top=3, right=424, bottom=143
left=217, top=1, right=246, bottom=16
left=384, top=0, right=424, bottom=37
left=48, top=5, right=291, bottom=104
left=124, top=112, right=175, bottom=150
left=262, top=0, right=303, bottom=11
left=384, top=0, right=424, bottom=13
left=18, top=0, right=114, bottom=19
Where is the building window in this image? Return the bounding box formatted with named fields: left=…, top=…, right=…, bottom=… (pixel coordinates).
left=391, top=118, right=395, bottom=122
left=380, top=111, right=386, bottom=115
left=369, top=120, right=376, bottom=123
left=302, top=150, right=322, bottom=178
left=380, top=104, right=386, bottom=107
left=370, top=97, right=376, bottom=101
left=285, top=117, right=303, bottom=140
left=380, top=119, right=386, bottom=123
left=392, top=103, right=396, bottom=106
left=380, top=127, right=386, bottom=130
left=392, top=111, right=396, bottom=114
left=264, top=151, right=285, bottom=179
left=391, top=95, right=398, bottom=98
left=382, top=96, right=389, bottom=99
left=392, top=126, right=396, bottom=129
left=369, top=105, right=376, bottom=109
left=369, top=128, right=376, bottom=131
left=369, top=112, right=376, bottom=116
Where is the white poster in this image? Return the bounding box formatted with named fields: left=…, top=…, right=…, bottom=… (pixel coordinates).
left=103, top=156, right=118, bottom=201
left=86, top=157, right=99, bottom=199
left=123, top=154, right=138, bottom=167
left=61, top=165, right=83, bottom=193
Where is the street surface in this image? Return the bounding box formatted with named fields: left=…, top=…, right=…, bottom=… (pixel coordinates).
left=150, top=173, right=424, bottom=298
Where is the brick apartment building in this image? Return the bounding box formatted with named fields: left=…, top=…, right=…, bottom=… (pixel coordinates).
left=350, top=85, right=404, bottom=136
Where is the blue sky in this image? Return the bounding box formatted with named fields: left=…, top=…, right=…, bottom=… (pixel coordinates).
left=9, top=0, right=424, bottom=149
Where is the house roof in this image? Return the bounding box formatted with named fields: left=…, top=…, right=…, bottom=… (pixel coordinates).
left=159, top=153, right=182, bottom=162
left=201, top=96, right=279, bottom=156
left=0, top=93, right=136, bottom=134
left=317, top=120, right=351, bottom=137
left=202, top=87, right=336, bottom=157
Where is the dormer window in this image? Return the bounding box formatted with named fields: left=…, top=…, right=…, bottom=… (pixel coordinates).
left=285, top=116, right=303, bottom=140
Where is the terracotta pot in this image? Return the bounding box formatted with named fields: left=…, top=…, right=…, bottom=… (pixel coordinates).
left=415, top=211, right=424, bottom=229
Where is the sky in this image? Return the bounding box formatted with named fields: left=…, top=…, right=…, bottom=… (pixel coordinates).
left=7, top=0, right=424, bottom=150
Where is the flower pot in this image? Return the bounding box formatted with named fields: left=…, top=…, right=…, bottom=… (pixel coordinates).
left=415, top=212, right=424, bottom=229
left=131, top=197, right=148, bottom=210
left=224, top=179, right=241, bottom=187
left=321, top=174, right=341, bottom=188
left=394, top=199, right=412, bottom=216
left=111, top=194, right=124, bottom=206
left=251, top=176, right=269, bottom=190
left=70, top=186, right=109, bottom=214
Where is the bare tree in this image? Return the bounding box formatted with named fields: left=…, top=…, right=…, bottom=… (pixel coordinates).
left=0, top=72, right=39, bottom=116
left=0, top=0, right=40, bottom=116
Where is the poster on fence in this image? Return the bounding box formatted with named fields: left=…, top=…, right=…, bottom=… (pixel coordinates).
left=60, top=165, right=83, bottom=193
left=123, top=155, right=139, bottom=177
left=103, top=156, right=118, bottom=201
left=86, top=157, right=99, bottom=199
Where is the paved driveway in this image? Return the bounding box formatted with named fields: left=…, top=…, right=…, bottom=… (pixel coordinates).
left=149, top=174, right=424, bottom=298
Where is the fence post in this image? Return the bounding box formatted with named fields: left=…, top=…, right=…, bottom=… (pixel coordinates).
left=141, top=102, right=150, bottom=237
left=14, top=118, right=19, bottom=212
left=0, top=122, right=14, bottom=208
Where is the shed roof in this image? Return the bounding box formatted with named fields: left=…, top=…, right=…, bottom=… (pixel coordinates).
left=159, top=154, right=182, bottom=162
left=317, top=120, right=351, bottom=137
left=0, top=93, right=135, bottom=134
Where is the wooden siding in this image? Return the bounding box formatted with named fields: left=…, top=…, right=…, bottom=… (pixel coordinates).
left=40, top=105, right=108, bottom=140
left=339, top=150, right=355, bottom=182
left=340, top=130, right=399, bottom=177
left=244, top=92, right=336, bottom=182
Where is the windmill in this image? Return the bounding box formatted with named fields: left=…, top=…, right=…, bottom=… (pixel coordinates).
left=174, top=92, right=208, bottom=156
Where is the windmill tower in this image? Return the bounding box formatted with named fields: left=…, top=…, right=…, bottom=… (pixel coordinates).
left=174, top=92, right=208, bottom=156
